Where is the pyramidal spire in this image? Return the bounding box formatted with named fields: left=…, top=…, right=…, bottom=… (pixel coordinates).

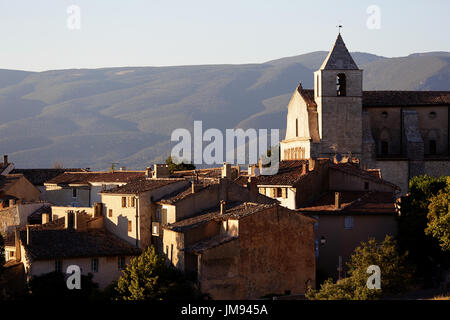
left=320, top=33, right=359, bottom=70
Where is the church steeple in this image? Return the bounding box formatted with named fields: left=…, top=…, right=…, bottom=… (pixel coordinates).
left=319, top=33, right=359, bottom=70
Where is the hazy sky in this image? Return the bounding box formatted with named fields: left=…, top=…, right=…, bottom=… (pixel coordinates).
left=0, top=0, right=448, bottom=72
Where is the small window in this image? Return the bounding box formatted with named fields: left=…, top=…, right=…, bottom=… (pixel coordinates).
left=276, top=188, right=283, bottom=198
left=381, top=141, right=389, bottom=155
left=429, top=111, right=437, bottom=119
left=130, top=197, right=135, bottom=207
left=336, top=73, right=346, bottom=96
left=118, top=256, right=126, bottom=270
left=344, top=216, right=354, bottom=230
left=10, top=251, right=14, bottom=257
left=91, top=258, right=99, bottom=273
left=282, top=188, right=287, bottom=199
left=429, top=140, right=437, bottom=155
left=55, top=260, right=63, bottom=273
left=381, top=111, right=388, bottom=119
left=364, top=182, right=369, bottom=190
left=128, top=220, right=132, bottom=232
left=295, top=118, right=299, bottom=137
left=72, top=188, right=77, bottom=198
left=108, top=209, right=113, bottom=217
left=121, top=197, right=127, bottom=208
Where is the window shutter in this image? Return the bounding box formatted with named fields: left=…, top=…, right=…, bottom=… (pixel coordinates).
left=282, top=188, right=287, bottom=199
left=122, top=197, right=126, bottom=207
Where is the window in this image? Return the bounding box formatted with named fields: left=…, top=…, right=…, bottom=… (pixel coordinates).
left=429, top=111, right=437, bottom=119
left=128, top=220, right=132, bottom=232
left=295, top=118, right=299, bottom=137
left=364, top=182, right=369, bottom=190
left=108, top=209, right=113, bottom=217
left=91, top=258, right=99, bottom=273
left=55, top=260, right=62, bottom=273
left=10, top=251, right=14, bottom=257
left=344, top=216, right=354, bottom=230
left=381, top=111, right=388, bottom=119
left=118, top=256, right=126, bottom=270
left=276, top=188, right=283, bottom=198
left=429, top=140, right=437, bottom=155
left=281, top=188, right=287, bottom=199
left=130, top=197, right=135, bottom=207
left=121, top=197, right=127, bottom=208
left=336, top=73, right=346, bottom=96
left=72, top=188, right=77, bottom=198
left=381, top=141, right=389, bottom=155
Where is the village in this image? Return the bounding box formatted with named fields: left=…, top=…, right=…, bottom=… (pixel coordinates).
left=1, top=33, right=449, bottom=301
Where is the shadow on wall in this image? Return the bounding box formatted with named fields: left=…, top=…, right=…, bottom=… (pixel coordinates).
left=103, top=214, right=139, bottom=247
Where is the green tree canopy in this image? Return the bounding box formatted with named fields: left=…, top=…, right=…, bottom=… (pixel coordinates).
left=306, top=236, right=413, bottom=300
left=165, top=156, right=195, bottom=174
left=397, top=175, right=449, bottom=277
left=425, top=177, right=450, bottom=251
left=115, top=246, right=200, bottom=300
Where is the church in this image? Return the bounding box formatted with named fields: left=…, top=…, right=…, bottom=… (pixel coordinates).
left=280, top=33, right=450, bottom=193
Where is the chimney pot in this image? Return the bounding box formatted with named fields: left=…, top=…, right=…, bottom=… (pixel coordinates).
left=335, top=192, right=341, bottom=210
left=42, top=213, right=50, bottom=224
left=3, top=155, right=8, bottom=166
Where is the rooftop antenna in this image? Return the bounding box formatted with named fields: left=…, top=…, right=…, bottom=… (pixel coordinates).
left=337, top=24, right=343, bottom=34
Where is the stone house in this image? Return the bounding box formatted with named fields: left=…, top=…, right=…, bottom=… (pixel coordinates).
left=162, top=201, right=316, bottom=299
left=43, top=170, right=146, bottom=207
left=99, top=169, right=190, bottom=249
left=280, top=32, right=450, bottom=193
left=8, top=211, right=141, bottom=289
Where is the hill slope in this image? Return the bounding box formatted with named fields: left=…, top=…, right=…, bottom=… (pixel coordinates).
left=0, top=51, right=448, bottom=169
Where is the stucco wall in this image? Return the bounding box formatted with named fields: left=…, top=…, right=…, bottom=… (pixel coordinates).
left=44, top=185, right=91, bottom=207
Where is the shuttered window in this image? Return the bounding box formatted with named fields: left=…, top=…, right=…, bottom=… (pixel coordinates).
left=121, top=197, right=127, bottom=208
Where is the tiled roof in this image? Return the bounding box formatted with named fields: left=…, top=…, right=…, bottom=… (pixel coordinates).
left=100, top=177, right=184, bottom=195
left=0, top=174, right=23, bottom=193
left=185, top=234, right=238, bottom=254
left=164, top=201, right=276, bottom=232
left=362, top=90, right=450, bottom=107
left=297, top=191, right=396, bottom=215
left=157, top=181, right=215, bottom=204
left=27, top=205, right=52, bottom=225
left=298, top=89, right=450, bottom=108
left=247, top=160, right=307, bottom=186
left=45, top=171, right=145, bottom=185
left=11, top=168, right=87, bottom=186
left=18, top=222, right=141, bottom=260
left=330, top=163, right=399, bottom=190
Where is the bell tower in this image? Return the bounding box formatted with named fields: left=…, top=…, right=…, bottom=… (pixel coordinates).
left=312, top=33, right=363, bottom=159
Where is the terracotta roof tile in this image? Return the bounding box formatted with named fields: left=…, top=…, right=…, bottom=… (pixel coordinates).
left=101, top=177, right=184, bottom=194
left=11, top=168, right=87, bottom=186
left=45, top=171, right=145, bottom=185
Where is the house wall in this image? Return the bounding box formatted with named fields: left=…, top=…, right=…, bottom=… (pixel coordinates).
left=0, top=203, right=51, bottom=233
left=329, top=168, right=396, bottom=192
left=44, top=185, right=91, bottom=207
left=27, top=256, right=134, bottom=289
left=199, top=206, right=316, bottom=300
left=314, top=214, right=397, bottom=280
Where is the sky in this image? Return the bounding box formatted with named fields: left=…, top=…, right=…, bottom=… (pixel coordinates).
left=0, top=0, right=449, bottom=72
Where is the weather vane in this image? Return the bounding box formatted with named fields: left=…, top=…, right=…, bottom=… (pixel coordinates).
left=337, top=24, right=343, bottom=34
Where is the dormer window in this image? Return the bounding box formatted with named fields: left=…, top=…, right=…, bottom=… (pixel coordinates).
left=336, top=73, right=346, bottom=96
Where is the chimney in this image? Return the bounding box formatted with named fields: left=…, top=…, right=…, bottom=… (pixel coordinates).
left=153, top=164, right=169, bottom=179
left=65, top=211, right=74, bottom=229
left=220, top=200, right=226, bottom=215
left=248, top=176, right=258, bottom=201
left=26, top=225, right=31, bottom=245
left=248, top=164, right=256, bottom=177
left=42, top=213, right=50, bottom=224
left=301, top=162, right=309, bottom=175
left=221, top=163, right=231, bottom=179
left=191, top=181, right=202, bottom=194
left=93, top=202, right=103, bottom=217
left=9, top=199, right=16, bottom=207
left=145, top=167, right=151, bottom=178
left=335, top=192, right=341, bottom=210
left=119, top=166, right=126, bottom=171
left=3, top=155, right=8, bottom=166
left=308, top=159, right=315, bottom=171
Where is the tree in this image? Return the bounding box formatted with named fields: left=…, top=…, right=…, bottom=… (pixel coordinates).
left=397, top=175, right=449, bottom=277
left=425, top=177, right=450, bottom=251
left=306, top=236, right=413, bottom=300
left=165, top=156, right=195, bottom=173
left=115, top=246, right=200, bottom=300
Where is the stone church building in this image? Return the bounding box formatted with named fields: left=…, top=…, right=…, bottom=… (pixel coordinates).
left=280, top=33, right=450, bottom=193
